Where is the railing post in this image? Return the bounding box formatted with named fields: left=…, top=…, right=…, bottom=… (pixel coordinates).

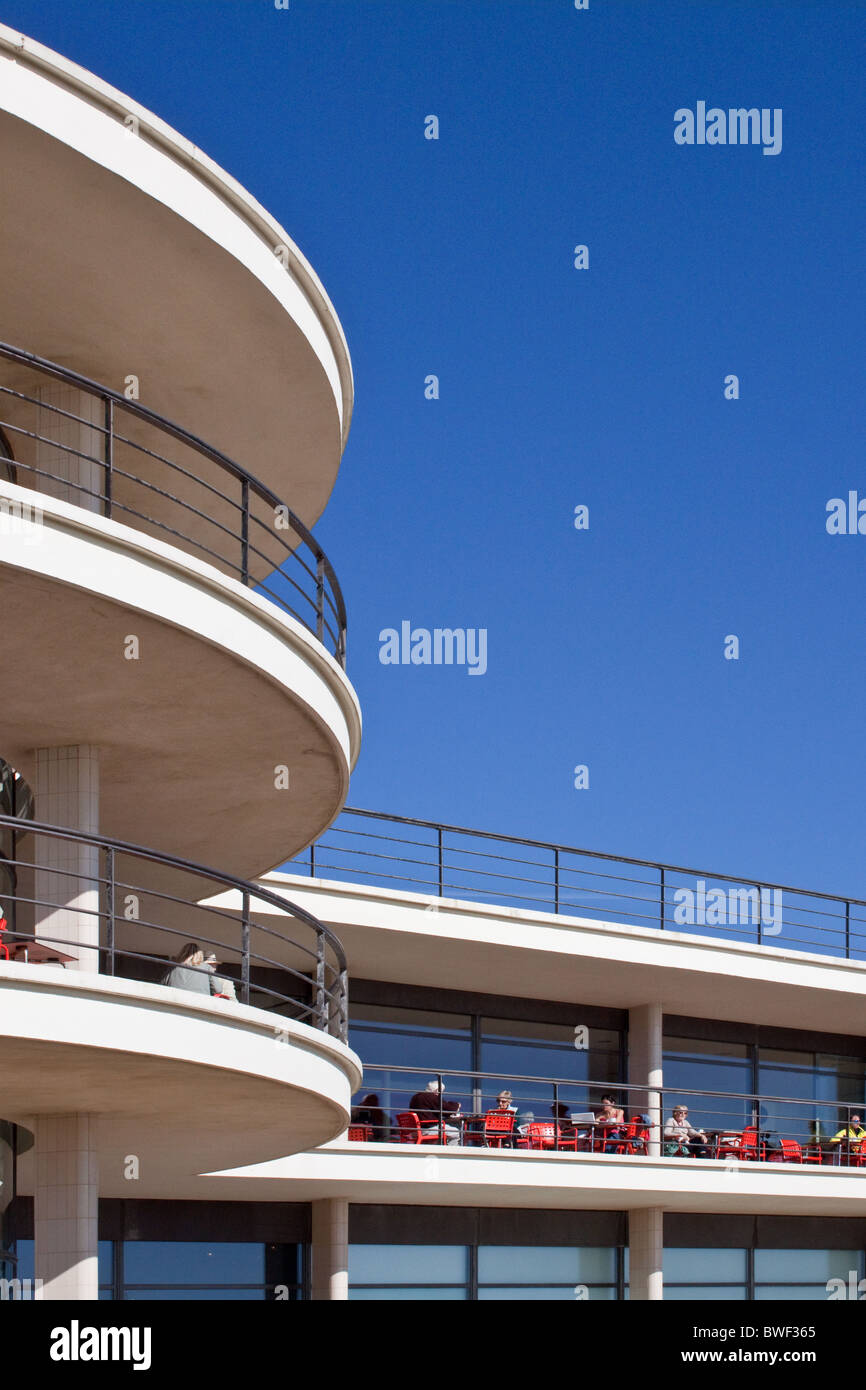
left=437, top=1071, right=444, bottom=1144
left=337, top=967, right=348, bottom=1043
left=240, top=889, right=251, bottom=1005
left=104, top=845, right=115, bottom=976
left=554, top=848, right=560, bottom=914
left=315, top=932, right=326, bottom=1031
left=659, top=866, right=665, bottom=930
left=756, top=885, right=762, bottom=946
left=845, top=900, right=851, bottom=959
left=316, top=554, right=325, bottom=643
left=103, top=398, right=113, bottom=519
left=240, top=477, right=250, bottom=585
left=310, top=841, right=316, bottom=877
left=553, top=1080, right=560, bottom=1146
left=437, top=827, right=444, bottom=896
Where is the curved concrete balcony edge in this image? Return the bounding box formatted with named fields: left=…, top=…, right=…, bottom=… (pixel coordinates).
left=0, top=481, right=361, bottom=874
left=0, top=961, right=363, bottom=1177
left=0, top=23, right=352, bottom=446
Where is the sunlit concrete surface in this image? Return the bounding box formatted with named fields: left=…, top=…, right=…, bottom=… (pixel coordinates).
left=0, top=484, right=361, bottom=875
left=1, top=962, right=362, bottom=1185
left=174, top=1142, right=866, bottom=1218
left=254, top=874, right=866, bottom=1038
left=0, top=24, right=352, bottom=524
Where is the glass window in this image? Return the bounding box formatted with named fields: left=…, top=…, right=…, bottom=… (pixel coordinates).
left=753, top=1285, right=836, bottom=1301
left=349, top=1005, right=473, bottom=1120
left=350, top=1287, right=468, bottom=1300
left=663, top=1038, right=752, bottom=1133
left=15, top=1239, right=113, bottom=1286
left=124, top=1288, right=265, bottom=1301
left=481, top=1019, right=621, bottom=1113
left=754, top=1249, right=855, bottom=1284
left=479, top=1285, right=616, bottom=1300
left=665, top=1286, right=747, bottom=1300
left=349, top=1244, right=467, bottom=1286
left=123, top=1241, right=263, bottom=1284
left=663, top=1248, right=747, bottom=1284
left=478, top=1245, right=615, bottom=1285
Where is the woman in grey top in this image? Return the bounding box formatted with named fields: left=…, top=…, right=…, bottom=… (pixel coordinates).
left=161, top=942, right=211, bottom=994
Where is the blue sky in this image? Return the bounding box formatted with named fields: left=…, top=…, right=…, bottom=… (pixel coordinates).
left=4, top=0, right=864, bottom=897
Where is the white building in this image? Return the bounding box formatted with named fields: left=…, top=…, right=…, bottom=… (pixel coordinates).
left=1, top=26, right=864, bottom=1303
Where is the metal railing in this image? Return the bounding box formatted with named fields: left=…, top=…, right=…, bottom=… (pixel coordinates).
left=349, top=1064, right=866, bottom=1164
left=0, top=344, right=347, bottom=665
left=0, top=814, right=348, bottom=1040
left=293, top=808, right=866, bottom=961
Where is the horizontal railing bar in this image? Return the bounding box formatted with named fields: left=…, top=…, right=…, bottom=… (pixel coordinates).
left=341, top=808, right=866, bottom=911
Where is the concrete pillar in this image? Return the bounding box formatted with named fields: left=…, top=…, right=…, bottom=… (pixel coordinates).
left=34, top=1114, right=99, bottom=1301
left=33, top=746, right=100, bottom=974
left=311, top=1197, right=348, bottom=1300
left=629, top=1206, right=663, bottom=1301
left=36, top=384, right=103, bottom=512
left=629, top=1003, right=663, bottom=1157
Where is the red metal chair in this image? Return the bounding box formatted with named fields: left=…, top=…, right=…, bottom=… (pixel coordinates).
left=524, top=1121, right=577, bottom=1152
left=0, top=914, right=8, bottom=962
left=778, top=1138, right=803, bottom=1163
left=396, top=1111, right=445, bottom=1145
left=525, top=1122, right=557, bottom=1150
left=716, top=1127, right=761, bottom=1161
left=614, top=1118, right=651, bottom=1156
left=347, top=1125, right=373, bottom=1142
left=482, top=1111, right=515, bottom=1148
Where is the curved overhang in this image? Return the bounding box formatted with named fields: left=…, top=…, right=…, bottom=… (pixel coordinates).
left=0, top=963, right=362, bottom=1178
left=0, top=482, right=361, bottom=876
left=0, top=24, right=353, bottom=526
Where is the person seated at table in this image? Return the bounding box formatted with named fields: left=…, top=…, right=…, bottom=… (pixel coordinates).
left=409, top=1080, right=461, bottom=1145
left=160, top=942, right=211, bottom=994
left=829, top=1114, right=866, bottom=1161
left=351, top=1092, right=390, bottom=1142
left=594, top=1096, right=625, bottom=1151
left=551, top=1101, right=577, bottom=1145
left=487, top=1090, right=518, bottom=1147
left=664, top=1105, right=710, bottom=1157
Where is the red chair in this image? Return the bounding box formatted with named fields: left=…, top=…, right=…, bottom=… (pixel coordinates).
left=778, top=1138, right=803, bottom=1163
left=614, top=1118, right=651, bottom=1156
left=524, top=1121, right=577, bottom=1152
left=525, top=1122, right=557, bottom=1150
left=482, top=1111, right=515, bottom=1148
left=802, top=1144, right=823, bottom=1166
left=347, top=1125, right=373, bottom=1142
left=0, top=915, right=8, bottom=962
left=396, top=1111, right=446, bottom=1145
left=715, top=1127, right=761, bottom=1161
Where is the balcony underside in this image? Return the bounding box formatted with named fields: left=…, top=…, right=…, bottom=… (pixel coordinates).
left=0, top=46, right=351, bottom=524
left=1, top=965, right=361, bottom=1182
left=122, top=1142, right=866, bottom=1215
left=0, top=490, right=360, bottom=876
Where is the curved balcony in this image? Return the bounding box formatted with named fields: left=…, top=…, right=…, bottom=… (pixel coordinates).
left=0, top=344, right=346, bottom=666
left=0, top=815, right=361, bottom=1180
left=0, top=25, right=353, bottom=521
left=0, top=347, right=360, bottom=876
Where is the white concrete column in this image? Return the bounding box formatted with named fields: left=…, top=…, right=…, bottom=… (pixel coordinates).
left=629, top=1207, right=663, bottom=1301
left=36, top=384, right=103, bottom=512
left=34, top=1114, right=99, bottom=1301
left=33, top=746, right=100, bottom=974
left=311, top=1197, right=348, bottom=1300
left=629, top=1003, right=663, bottom=1157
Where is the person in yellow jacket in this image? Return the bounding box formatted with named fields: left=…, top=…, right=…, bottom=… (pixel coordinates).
left=829, top=1114, right=866, bottom=1163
